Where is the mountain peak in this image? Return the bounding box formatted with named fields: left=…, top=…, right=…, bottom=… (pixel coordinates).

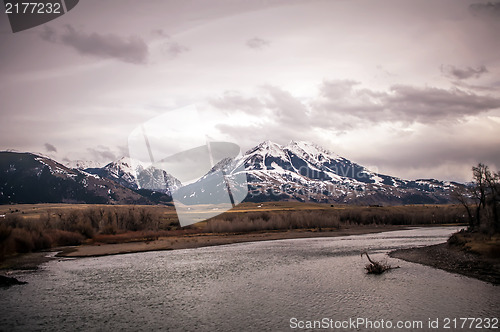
left=106, top=156, right=134, bottom=167
left=287, top=140, right=320, bottom=150
left=65, top=159, right=103, bottom=170
left=246, top=140, right=284, bottom=156
left=258, top=140, right=282, bottom=149
left=285, top=140, right=339, bottom=160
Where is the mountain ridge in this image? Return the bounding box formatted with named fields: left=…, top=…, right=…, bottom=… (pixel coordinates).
left=0, top=151, right=171, bottom=205
left=85, top=156, right=182, bottom=195
left=171, top=140, right=462, bottom=205
left=1, top=142, right=462, bottom=205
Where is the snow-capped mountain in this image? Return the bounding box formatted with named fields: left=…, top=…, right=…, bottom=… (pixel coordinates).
left=239, top=140, right=402, bottom=187
left=85, top=157, right=182, bottom=194
left=178, top=140, right=461, bottom=205
left=0, top=152, right=157, bottom=204
left=2, top=142, right=461, bottom=205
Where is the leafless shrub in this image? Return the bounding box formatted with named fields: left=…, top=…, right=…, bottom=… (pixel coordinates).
left=100, top=209, right=118, bottom=235
left=48, top=230, right=84, bottom=246
left=361, top=252, right=398, bottom=274
left=0, top=223, right=12, bottom=243
left=205, top=205, right=466, bottom=234
left=338, top=205, right=466, bottom=226
left=0, top=206, right=167, bottom=258
left=93, top=230, right=168, bottom=244
left=10, top=228, right=34, bottom=253
left=205, top=210, right=340, bottom=233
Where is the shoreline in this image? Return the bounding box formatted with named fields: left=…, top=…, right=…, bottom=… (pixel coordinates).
left=3, top=224, right=476, bottom=277
left=390, top=243, right=500, bottom=285
left=2, top=225, right=407, bottom=271
left=60, top=224, right=407, bottom=258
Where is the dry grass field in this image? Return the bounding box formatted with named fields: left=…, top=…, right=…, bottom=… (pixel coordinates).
left=0, top=202, right=467, bottom=260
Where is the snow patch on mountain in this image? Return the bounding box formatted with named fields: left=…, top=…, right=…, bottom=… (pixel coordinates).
left=184, top=140, right=460, bottom=205
left=65, top=160, right=103, bottom=170
left=86, top=157, right=182, bottom=194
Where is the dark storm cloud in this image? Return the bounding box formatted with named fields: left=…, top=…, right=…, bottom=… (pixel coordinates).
left=441, top=65, right=488, bottom=80
left=39, top=25, right=148, bottom=64
left=246, top=37, right=270, bottom=50
left=469, top=2, right=500, bottom=17
left=358, top=131, right=500, bottom=179
left=316, top=80, right=500, bottom=126
left=44, top=143, right=57, bottom=153
left=386, top=85, right=500, bottom=122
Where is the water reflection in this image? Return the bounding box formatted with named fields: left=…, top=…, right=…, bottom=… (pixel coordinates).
left=2, top=227, right=498, bottom=331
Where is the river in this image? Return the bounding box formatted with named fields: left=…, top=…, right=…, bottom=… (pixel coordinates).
left=1, top=227, right=499, bottom=331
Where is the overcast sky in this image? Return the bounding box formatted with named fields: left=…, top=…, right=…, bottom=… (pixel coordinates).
left=1, top=0, right=499, bottom=182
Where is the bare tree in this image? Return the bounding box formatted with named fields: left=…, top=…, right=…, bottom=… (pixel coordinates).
left=484, top=169, right=500, bottom=232
left=457, top=163, right=500, bottom=233
left=452, top=186, right=475, bottom=229
left=472, top=163, right=488, bottom=227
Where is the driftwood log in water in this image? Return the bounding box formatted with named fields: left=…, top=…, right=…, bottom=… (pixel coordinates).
left=361, top=252, right=399, bottom=274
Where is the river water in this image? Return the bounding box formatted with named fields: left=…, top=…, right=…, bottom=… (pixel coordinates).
left=1, top=227, right=499, bottom=331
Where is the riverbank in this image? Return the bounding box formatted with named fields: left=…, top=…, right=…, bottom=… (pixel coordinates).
left=0, top=251, right=56, bottom=271
left=1, top=225, right=407, bottom=271
left=61, top=224, right=407, bottom=257
left=390, top=236, right=500, bottom=285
